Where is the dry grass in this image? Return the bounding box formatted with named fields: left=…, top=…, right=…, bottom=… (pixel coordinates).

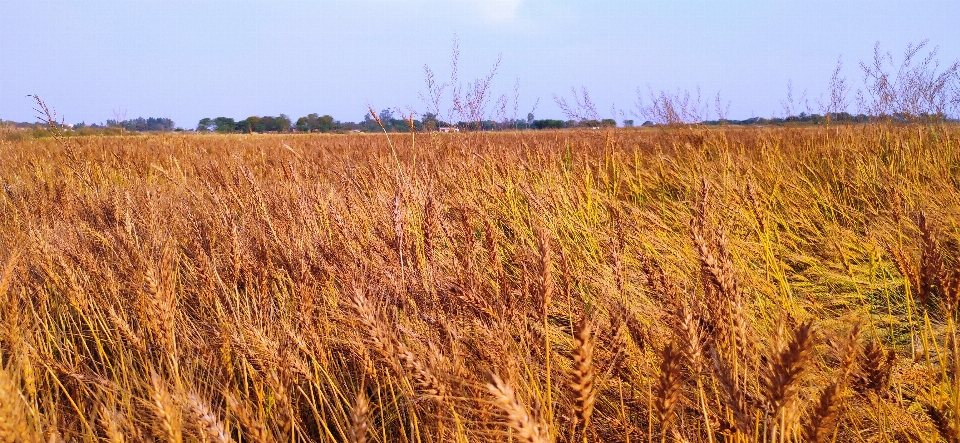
left=1, top=125, right=959, bottom=442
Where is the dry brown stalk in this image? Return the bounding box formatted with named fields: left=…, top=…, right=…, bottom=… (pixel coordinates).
left=745, top=182, right=768, bottom=236
left=638, top=251, right=681, bottom=312
left=692, top=225, right=738, bottom=302
left=422, top=194, right=438, bottom=267
left=888, top=244, right=921, bottom=300
left=570, top=315, right=597, bottom=432
left=217, top=326, right=237, bottom=388
left=185, top=392, right=231, bottom=443
left=537, top=227, right=555, bottom=426
left=349, top=287, right=397, bottom=360
left=486, top=373, right=551, bottom=443
left=483, top=218, right=498, bottom=269
left=349, top=391, right=370, bottom=443
left=691, top=189, right=754, bottom=359
left=890, top=213, right=960, bottom=318
left=560, top=249, right=572, bottom=305
left=538, top=228, right=554, bottom=319
left=392, top=191, right=406, bottom=268
left=230, top=223, right=243, bottom=282
left=18, top=346, right=36, bottom=401
left=0, top=249, right=19, bottom=307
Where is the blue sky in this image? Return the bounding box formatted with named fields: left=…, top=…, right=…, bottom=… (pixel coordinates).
left=1, top=0, right=958, bottom=127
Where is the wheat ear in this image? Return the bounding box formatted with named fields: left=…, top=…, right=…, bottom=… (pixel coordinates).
left=762, top=320, right=814, bottom=432
left=803, top=324, right=860, bottom=442
left=98, top=405, right=126, bottom=443
left=349, top=391, right=370, bottom=443
left=654, top=342, right=683, bottom=440
left=185, top=392, right=231, bottom=443
left=150, top=371, right=183, bottom=443
left=570, top=315, right=597, bottom=434
left=486, top=373, right=550, bottom=443
left=0, top=368, right=32, bottom=443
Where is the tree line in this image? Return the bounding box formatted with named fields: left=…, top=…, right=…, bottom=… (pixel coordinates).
left=195, top=109, right=627, bottom=134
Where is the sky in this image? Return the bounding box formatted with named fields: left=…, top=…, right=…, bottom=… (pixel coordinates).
left=1, top=0, right=958, bottom=128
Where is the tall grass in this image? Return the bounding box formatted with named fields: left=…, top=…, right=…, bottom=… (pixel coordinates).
left=0, top=125, right=958, bottom=442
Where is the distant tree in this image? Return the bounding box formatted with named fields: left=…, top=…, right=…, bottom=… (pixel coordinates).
left=295, top=113, right=336, bottom=132
left=121, top=117, right=175, bottom=131
left=276, top=114, right=292, bottom=132
left=245, top=116, right=262, bottom=133
left=213, top=117, right=236, bottom=133
left=197, top=118, right=213, bottom=132
left=378, top=109, right=394, bottom=129
left=318, top=115, right=335, bottom=132
left=96, top=117, right=175, bottom=132
left=422, top=112, right=439, bottom=131
left=601, top=119, right=617, bottom=127
left=623, top=119, right=634, bottom=127
left=235, top=119, right=251, bottom=133
left=295, top=115, right=313, bottom=132
left=532, top=119, right=564, bottom=129
left=259, top=116, right=277, bottom=132
left=362, top=114, right=379, bottom=132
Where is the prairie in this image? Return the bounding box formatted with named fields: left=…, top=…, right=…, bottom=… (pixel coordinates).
left=0, top=125, right=959, bottom=442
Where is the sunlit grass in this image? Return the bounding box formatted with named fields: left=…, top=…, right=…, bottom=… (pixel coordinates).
left=0, top=125, right=958, bottom=442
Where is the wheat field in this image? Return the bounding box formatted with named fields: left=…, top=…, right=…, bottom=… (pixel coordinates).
left=0, top=125, right=958, bottom=442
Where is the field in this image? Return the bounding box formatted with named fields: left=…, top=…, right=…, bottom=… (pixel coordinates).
left=0, top=125, right=959, bottom=442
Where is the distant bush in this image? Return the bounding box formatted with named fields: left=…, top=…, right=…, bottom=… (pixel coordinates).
left=532, top=119, right=565, bottom=129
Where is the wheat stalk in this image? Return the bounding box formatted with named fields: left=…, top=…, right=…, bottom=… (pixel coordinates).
left=803, top=324, right=861, bottom=442
left=350, top=285, right=445, bottom=397
left=349, top=391, right=370, bottom=443
left=762, top=320, right=815, bottom=436
left=569, top=315, right=596, bottom=435
left=98, top=405, right=126, bottom=443
left=856, top=341, right=896, bottom=395
left=486, top=373, right=551, bottom=443
left=654, top=341, right=683, bottom=441
left=185, top=392, right=231, bottom=443
left=226, top=393, right=269, bottom=443
left=150, top=371, right=182, bottom=443
left=0, top=368, right=33, bottom=443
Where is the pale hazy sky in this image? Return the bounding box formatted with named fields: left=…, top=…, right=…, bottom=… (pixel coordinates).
left=1, top=0, right=958, bottom=127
